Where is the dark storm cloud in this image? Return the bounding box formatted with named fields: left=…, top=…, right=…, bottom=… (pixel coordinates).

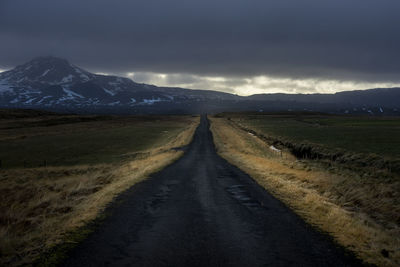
left=1, top=0, right=400, bottom=83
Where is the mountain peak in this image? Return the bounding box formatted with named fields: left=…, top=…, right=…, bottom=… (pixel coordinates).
left=1, top=55, right=93, bottom=85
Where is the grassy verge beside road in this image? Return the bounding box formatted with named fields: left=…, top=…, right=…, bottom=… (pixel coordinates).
left=0, top=111, right=199, bottom=266
left=209, top=113, right=400, bottom=266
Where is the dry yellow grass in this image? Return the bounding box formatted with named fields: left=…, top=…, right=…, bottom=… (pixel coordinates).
left=209, top=116, right=400, bottom=267
left=0, top=116, right=199, bottom=266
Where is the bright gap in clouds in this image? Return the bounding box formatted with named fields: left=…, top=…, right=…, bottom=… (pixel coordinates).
left=3, top=64, right=398, bottom=95
left=125, top=72, right=400, bottom=96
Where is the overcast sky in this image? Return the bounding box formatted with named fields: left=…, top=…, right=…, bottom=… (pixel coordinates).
left=1, top=0, right=400, bottom=95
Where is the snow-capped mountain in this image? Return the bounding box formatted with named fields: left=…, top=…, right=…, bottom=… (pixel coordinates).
left=0, top=56, right=172, bottom=108
left=0, top=56, right=399, bottom=114
left=0, top=56, right=237, bottom=111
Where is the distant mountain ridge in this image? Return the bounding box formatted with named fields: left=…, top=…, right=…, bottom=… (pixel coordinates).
left=0, top=56, right=399, bottom=114
left=248, top=88, right=400, bottom=107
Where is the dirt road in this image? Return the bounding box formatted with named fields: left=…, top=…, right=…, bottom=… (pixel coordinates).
left=62, top=115, right=360, bottom=266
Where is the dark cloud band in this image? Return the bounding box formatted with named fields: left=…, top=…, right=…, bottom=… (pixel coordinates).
left=1, top=0, right=399, bottom=86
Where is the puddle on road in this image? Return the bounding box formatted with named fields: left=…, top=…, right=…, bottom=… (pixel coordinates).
left=226, top=185, right=266, bottom=211
left=217, top=170, right=237, bottom=180
left=145, top=181, right=178, bottom=213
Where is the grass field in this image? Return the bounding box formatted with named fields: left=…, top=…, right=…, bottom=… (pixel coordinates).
left=226, top=113, right=400, bottom=157
left=219, top=112, right=400, bottom=175
left=210, top=114, right=400, bottom=267
left=0, top=113, right=195, bottom=168
left=0, top=110, right=199, bottom=266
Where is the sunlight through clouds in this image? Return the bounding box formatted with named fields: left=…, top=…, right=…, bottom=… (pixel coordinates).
left=124, top=72, right=400, bottom=96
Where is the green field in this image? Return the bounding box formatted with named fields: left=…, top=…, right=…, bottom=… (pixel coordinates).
left=0, top=113, right=195, bottom=168
left=225, top=113, right=400, bottom=158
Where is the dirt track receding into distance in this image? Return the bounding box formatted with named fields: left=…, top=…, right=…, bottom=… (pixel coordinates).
left=62, top=115, right=361, bottom=267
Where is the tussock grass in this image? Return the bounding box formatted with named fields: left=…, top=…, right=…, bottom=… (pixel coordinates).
left=0, top=115, right=199, bottom=266
left=209, top=116, right=400, bottom=267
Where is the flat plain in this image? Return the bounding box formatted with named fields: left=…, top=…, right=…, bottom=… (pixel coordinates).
left=0, top=109, right=199, bottom=266
left=228, top=112, right=400, bottom=157
left=0, top=110, right=197, bottom=168
left=2, top=109, right=399, bottom=266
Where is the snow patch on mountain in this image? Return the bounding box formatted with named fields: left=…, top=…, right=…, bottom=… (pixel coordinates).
left=73, top=66, right=90, bottom=81
left=63, top=87, right=84, bottom=99
left=37, top=96, right=53, bottom=104
left=142, top=98, right=162, bottom=105
left=108, top=101, right=120, bottom=106
left=41, top=69, right=51, bottom=77
left=61, top=75, right=74, bottom=83
left=24, top=97, right=36, bottom=104
left=103, top=88, right=116, bottom=96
